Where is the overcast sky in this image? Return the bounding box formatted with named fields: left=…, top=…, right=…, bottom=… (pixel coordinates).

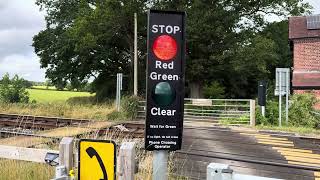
left=0, top=0, right=319, bottom=82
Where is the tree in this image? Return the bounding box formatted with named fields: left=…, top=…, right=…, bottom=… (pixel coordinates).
left=33, top=0, right=149, bottom=100
left=260, top=20, right=292, bottom=79
left=0, top=73, right=30, bottom=103
left=33, top=0, right=310, bottom=99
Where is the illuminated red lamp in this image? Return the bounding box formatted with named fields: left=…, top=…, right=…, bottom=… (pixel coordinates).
left=152, top=35, right=177, bottom=61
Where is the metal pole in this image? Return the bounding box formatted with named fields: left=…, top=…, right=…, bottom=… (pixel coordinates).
left=286, top=71, right=289, bottom=125
left=153, top=151, right=168, bottom=180
left=134, top=13, right=138, bottom=96
left=116, top=73, right=123, bottom=112
left=279, top=73, right=282, bottom=127
left=116, top=73, right=120, bottom=111
left=118, top=73, right=122, bottom=111
left=261, top=106, right=265, bottom=117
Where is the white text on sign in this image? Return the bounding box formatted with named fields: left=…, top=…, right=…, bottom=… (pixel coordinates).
left=152, top=25, right=181, bottom=34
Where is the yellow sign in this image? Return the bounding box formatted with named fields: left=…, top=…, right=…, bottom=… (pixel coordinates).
left=78, top=139, right=116, bottom=180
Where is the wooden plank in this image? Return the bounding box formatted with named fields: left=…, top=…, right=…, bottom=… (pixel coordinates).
left=250, top=100, right=256, bottom=126
left=0, top=145, right=58, bottom=163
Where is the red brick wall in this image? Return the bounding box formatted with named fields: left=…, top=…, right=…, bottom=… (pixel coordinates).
left=293, top=38, right=320, bottom=71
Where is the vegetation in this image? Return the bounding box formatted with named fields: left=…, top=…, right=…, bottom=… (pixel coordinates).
left=256, top=93, right=320, bottom=129
left=122, top=95, right=141, bottom=120
left=255, top=125, right=320, bottom=136
left=27, top=88, right=94, bottom=103
left=0, top=73, right=30, bottom=103
left=288, top=93, right=320, bottom=128
left=33, top=0, right=311, bottom=99
left=0, top=103, right=114, bottom=120
left=0, top=160, right=54, bottom=180
left=203, top=82, right=225, bottom=99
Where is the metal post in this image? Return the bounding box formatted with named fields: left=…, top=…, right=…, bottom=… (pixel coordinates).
left=134, top=13, right=138, bottom=96
left=286, top=71, right=289, bottom=124
left=279, top=73, right=282, bottom=127
left=261, top=106, right=266, bottom=117
left=116, top=73, right=123, bottom=111
left=153, top=151, right=168, bottom=180
left=116, top=74, right=120, bottom=111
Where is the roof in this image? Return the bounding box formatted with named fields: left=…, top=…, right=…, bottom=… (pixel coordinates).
left=289, top=16, right=320, bottom=40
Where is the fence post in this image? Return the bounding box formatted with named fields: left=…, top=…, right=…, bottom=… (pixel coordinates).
left=250, top=100, right=256, bottom=126
left=59, top=137, right=74, bottom=176
left=118, top=142, right=136, bottom=180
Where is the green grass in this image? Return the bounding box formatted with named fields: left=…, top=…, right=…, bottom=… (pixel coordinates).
left=0, top=103, right=114, bottom=120
left=27, top=88, right=94, bottom=103
left=255, top=125, right=320, bottom=136
left=0, top=159, right=54, bottom=180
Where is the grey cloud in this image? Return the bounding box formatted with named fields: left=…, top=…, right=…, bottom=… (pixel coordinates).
left=0, top=1, right=8, bottom=10
left=0, top=29, right=36, bottom=59
left=0, top=0, right=46, bottom=81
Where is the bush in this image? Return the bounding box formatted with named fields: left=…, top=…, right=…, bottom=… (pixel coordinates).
left=0, top=73, right=29, bottom=103
left=66, top=96, right=98, bottom=105
left=203, top=81, right=225, bottom=99
left=289, top=93, right=319, bottom=128
left=106, top=111, right=125, bottom=121
left=122, top=95, right=141, bottom=120
left=256, top=100, right=280, bottom=126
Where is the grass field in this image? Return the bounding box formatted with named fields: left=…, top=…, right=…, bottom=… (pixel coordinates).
left=27, top=88, right=94, bottom=103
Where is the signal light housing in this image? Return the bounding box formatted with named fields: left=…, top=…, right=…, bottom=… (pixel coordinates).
left=145, top=10, right=186, bottom=151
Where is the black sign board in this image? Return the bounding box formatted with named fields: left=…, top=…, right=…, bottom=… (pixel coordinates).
left=145, top=10, right=186, bottom=151
left=258, top=80, right=267, bottom=106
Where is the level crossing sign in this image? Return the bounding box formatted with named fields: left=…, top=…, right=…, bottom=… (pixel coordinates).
left=145, top=10, right=186, bottom=151
left=78, top=139, right=116, bottom=180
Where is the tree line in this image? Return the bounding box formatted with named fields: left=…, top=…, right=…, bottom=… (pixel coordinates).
left=33, top=0, right=311, bottom=100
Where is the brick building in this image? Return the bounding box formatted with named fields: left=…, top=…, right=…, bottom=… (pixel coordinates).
left=289, top=15, right=320, bottom=97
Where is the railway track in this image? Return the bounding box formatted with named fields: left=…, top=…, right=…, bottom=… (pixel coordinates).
left=0, top=113, right=319, bottom=179
left=0, top=113, right=90, bottom=130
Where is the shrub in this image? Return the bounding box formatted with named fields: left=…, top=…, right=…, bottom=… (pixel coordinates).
left=66, top=96, right=98, bottom=105
left=106, top=111, right=125, bottom=121
left=256, top=100, right=280, bottom=126
left=203, top=81, right=225, bottom=99
left=0, top=73, right=29, bottom=103
left=122, top=95, right=141, bottom=120
left=289, top=93, right=319, bottom=128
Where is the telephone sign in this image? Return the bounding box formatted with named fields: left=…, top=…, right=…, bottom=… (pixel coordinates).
left=145, top=10, right=186, bottom=151
left=78, top=139, right=116, bottom=180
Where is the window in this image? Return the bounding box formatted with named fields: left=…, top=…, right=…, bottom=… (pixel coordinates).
left=306, top=15, right=320, bottom=30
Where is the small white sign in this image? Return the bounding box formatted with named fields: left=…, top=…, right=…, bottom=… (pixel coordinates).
left=275, top=68, right=290, bottom=96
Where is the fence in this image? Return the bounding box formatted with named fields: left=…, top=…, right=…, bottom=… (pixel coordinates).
left=138, top=98, right=256, bottom=126
left=0, top=137, right=136, bottom=180
left=0, top=137, right=284, bottom=180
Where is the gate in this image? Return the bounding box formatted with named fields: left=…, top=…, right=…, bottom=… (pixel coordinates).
left=137, top=98, right=255, bottom=126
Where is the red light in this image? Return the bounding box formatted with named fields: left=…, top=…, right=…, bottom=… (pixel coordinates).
left=152, top=35, right=177, bottom=61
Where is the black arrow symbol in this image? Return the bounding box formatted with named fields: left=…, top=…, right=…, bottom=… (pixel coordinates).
left=86, top=147, right=108, bottom=180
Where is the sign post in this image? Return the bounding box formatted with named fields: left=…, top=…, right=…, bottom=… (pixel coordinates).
left=258, top=80, right=267, bottom=117
left=275, top=68, right=290, bottom=126
left=116, top=73, right=123, bottom=111
left=145, top=10, right=186, bottom=180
